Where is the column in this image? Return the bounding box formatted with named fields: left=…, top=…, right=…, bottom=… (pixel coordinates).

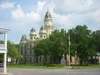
left=99, top=56, right=100, bottom=65
left=4, top=33, right=7, bottom=73
left=4, top=53, right=7, bottom=73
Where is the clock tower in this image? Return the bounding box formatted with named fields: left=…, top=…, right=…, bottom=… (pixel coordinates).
left=44, top=10, right=54, bottom=38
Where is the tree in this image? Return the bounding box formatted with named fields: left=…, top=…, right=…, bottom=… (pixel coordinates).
left=34, top=29, right=68, bottom=64
left=0, top=41, right=21, bottom=63
left=89, top=30, right=100, bottom=63
left=7, top=41, right=22, bottom=60
left=70, top=25, right=96, bottom=65
left=34, top=39, right=51, bottom=64
left=92, top=30, right=100, bottom=53
left=34, top=25, right=99, bottom=65
left=34, top=39, right=50, bottom=56
left=49, top=29, right=68, bottom=63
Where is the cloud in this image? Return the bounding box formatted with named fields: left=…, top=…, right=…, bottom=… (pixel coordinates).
left=11, top=1, right=46, bottom=26
left=1, top=0, right=100, bottom=43
left=11, top=0, right=100, bottom=31
left=12, top=5, right=25, bottom=19
left=45, top=0, right=100, bottom=30
left=0, top=1, right=14, bottom=8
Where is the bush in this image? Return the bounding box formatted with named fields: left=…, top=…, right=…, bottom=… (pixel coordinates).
left=47, top=64, right=64, bottom=67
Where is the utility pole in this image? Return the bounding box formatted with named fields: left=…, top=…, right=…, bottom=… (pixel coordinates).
left=68, top=32, right=71, bottom=66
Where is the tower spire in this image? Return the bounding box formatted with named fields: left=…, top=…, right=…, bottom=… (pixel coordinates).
left=45, top=10, right=52, bottom=18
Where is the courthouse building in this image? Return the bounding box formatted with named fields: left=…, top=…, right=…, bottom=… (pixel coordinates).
left=19, top=10, right=79, bottom=64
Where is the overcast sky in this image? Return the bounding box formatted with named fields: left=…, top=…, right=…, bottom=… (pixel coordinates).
left=0, top=0, right=100, bottom=43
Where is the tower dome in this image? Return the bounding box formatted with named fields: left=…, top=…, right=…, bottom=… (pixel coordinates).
left=45, top=10, right=52, bottom=18
left=39, top=26, right=47, bottom=39
left=30, top=27, right=36, bottom=36
left=29, top=27, right=37, bottom=41
left=39, top=26, right=46, bottom=33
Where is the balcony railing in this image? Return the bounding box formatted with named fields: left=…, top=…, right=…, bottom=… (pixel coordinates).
left=0, top=44, right=5, bottom=50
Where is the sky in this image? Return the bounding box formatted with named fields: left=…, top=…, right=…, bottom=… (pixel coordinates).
left=0, top=0, right=100, bottom=43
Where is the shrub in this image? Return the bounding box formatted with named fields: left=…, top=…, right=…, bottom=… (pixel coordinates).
left=47, top=64, right=64, bottom=67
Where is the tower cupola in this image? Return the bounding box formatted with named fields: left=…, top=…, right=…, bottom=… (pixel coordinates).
left=44, top=10, right=52, bottom=26
left=29, top=27, right=37, bottom=41
left=45, top=10, right=52, bottom=18
left=39, top=26, right=46, bottom=39
left=20, top=35, right=27, bottom=43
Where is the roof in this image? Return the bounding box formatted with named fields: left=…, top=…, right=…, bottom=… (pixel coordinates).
left=45, top=10, right=52, bottom=18
left=20, top=35, right=27, bottom=43
left=40, top=26, right=46, bottom=31
left=0, top=28, right=9, bottom=34
left=30, top=27, right=36, bottom=32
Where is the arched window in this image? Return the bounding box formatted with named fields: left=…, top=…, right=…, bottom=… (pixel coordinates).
left=30, top=57, right=32, bottom=62
left=44, top=35, right=45, bottom=38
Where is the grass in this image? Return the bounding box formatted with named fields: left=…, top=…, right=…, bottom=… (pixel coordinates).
left=7, top=63, right=64, bottom=69
left=79, top=64, right=100, bottom=69
left=7, top=63, right=100, bottom=69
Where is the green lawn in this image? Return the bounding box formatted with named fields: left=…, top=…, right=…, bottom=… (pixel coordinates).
left=7, top=64, right=63, bottom=69
left=7, top=63, right=100, bottom=69
left=79, top=64, right=100, bottom=69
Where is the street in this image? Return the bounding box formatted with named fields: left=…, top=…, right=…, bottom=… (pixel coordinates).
left=5, top=68, right=100, bottom=75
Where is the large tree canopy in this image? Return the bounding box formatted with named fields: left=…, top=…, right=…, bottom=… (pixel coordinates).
left=91, top=30, right=100, bottom=53
left=34, top=39, right=50, bottom=56
left=49, top=29, right=68, bottom=63
left=69, top=25, right=96, bottom=64
left=34, top=29, right=68, bottom=64
left=34, top=25, right=99, bottom=64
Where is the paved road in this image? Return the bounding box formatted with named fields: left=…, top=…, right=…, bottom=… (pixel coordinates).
left=1, top=68, right=100, bottom=75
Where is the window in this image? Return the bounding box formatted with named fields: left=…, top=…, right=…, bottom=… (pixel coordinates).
left=40, top=35, right=42, bottom=38
left=70, top=56, right=72, bottom=63
left=30, top=45, right=31, bottom=49
left=30, top=50, right=32, bottom=54
left=31, top=37, right=33, bottom=39
left=45, top=57, right=47, bottom=62
left=25, top=50, right=27, bottom=54
left=24, top=57, right=26, bottom=63
left=21, top=46, right=23, bottom=50
left=40, top=57, right=41, bottom=62
left=36, top=57, right=38, bottom=63
left=44, top=35, right=45, bottom=38
left=21, top=50, right=23, bottom=54
left=30, top=57, right=32, bottom=62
